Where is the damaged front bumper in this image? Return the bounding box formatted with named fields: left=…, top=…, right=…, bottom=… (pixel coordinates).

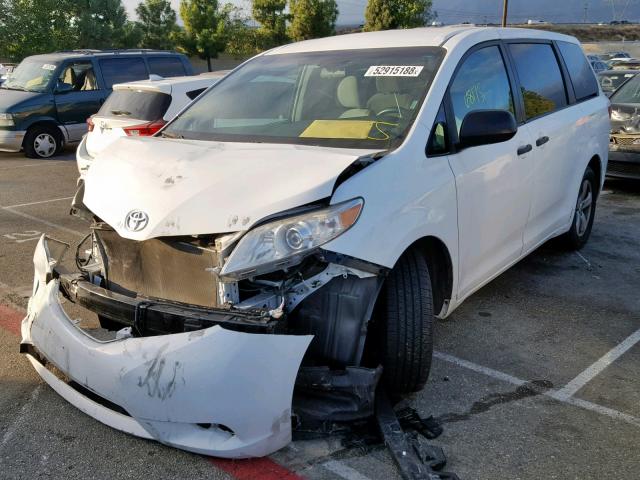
left=21, top=236, right=312, bottom=458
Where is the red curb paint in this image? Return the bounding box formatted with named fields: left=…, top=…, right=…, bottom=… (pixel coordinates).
left=0, top=304, right=24, bottom=337
left=209, top=457, right=305, bottom=480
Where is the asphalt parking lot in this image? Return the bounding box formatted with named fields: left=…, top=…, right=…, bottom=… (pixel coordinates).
left=0, top=149, right=639, bottom=480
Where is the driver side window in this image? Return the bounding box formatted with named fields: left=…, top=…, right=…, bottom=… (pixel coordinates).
left=449, top=46, right=514, bottom=134
left=57, top=61, right=98, bottom=92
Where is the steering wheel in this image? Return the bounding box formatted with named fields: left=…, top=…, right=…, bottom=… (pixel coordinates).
left=375, top=107, right=412, bottom=121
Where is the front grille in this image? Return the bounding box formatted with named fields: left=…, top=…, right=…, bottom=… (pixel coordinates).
left=611, top=134, right=640, bottom=148
left=608, top=160, right=640, bottom=178
left=95, top=229, right=219, bottom=307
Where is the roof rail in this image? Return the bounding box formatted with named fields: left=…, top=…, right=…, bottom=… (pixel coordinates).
left=54, top=49, right=177, bottom=55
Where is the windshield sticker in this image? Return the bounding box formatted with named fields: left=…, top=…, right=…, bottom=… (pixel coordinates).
left=42, top=64, right=57, bottom=71
left=365, top=66, right=424, bottom=77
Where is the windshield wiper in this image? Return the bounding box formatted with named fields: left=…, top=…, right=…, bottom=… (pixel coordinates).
left=110, top=110, right=131, bottom=116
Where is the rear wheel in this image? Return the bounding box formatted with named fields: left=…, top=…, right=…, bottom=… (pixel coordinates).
left=374, top=247, right=434, bottom=394
left=24, top=124, right=63, bottom=159
left=559, top=166, right=597, bottom=250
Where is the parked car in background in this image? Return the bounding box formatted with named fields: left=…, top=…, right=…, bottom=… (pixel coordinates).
left=0, top=50, right=193, bottom=158
left=612, top=59, right=640, bottom=70
left=0, top=63, right=16, bottom=85
left=77, top=72, right=227, bottom=176
left=598, top=70, right=638, bottom=96
left=608, top=74, right=640, bottom=179
left=590, top=59, right=609, bottom=73
left=22, top=27, right=609, bottom=459
left=603, top=51, right=631, bottom=60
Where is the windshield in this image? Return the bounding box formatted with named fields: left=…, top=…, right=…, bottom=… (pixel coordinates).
left=611, top=73, right=640, bottom=104
left=1, top=60, right=58, bottom=92
left=164, top=47, right=445, bottom=149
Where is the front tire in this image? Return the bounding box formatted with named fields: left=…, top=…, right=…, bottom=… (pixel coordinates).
left=24, top=125, right=63, bottom=159
left=377, top=247, right=434, bottom=394
left=560, top=166, right=597, bottom=250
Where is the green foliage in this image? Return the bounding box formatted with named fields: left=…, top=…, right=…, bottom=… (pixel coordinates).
left=288, top=0, right=338, bottom=41
left=252, top=0, right=288, bottom=47
left=180, top=0, right=230, bottom=64
left=135, top=0, right=178, bottom=50
left=74, top=0, right=128, bottom=49
left=364, top=0, right=433, bottom=31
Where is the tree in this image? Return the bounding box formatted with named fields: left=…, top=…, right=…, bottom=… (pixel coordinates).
left=180, top=0, right=229, bottom=70
left=364, top=0, right=433, bottom=31
left=136, top=0, right=178, bottom=50
left=288, top=0, right=338, bottom=41
left=73, top=0, right=129, bottom=49
left=252, top=0, right=288, bottom=47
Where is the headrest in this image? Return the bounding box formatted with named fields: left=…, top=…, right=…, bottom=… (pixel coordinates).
left=337, top=76, right=360, bottom=108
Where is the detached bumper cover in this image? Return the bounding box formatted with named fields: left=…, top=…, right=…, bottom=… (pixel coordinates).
left=21, top=236, right=312, bottom=458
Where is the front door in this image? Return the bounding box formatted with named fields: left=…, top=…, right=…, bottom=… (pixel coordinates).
left=445, top=44, right=535, bottom=299
left=54, top=60, right=104, bottom=142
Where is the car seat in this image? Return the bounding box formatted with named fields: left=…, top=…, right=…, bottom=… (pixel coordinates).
left=336, top=76, right=370, bottom=118
left=366, top=77, right=413, bottom=115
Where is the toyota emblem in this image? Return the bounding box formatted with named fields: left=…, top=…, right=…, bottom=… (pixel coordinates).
left=125, top=210, right=149, bottom=232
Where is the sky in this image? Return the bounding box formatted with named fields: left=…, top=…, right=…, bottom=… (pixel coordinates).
left=122, top=0, right=640, bottom=26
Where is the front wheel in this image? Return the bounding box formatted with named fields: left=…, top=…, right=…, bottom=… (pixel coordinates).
left=24, top=125, right=63, bottom=159
left=374, top=247, right=434, bottom=394
left=559, top=166, right=597, bottom=250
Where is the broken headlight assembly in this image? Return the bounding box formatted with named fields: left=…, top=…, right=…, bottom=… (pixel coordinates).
left=220, top=198, right=363, bottom=281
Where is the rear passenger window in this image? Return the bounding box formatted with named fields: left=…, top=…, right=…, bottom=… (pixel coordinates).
left=99, top=58, right=147, bottom=89
left=557, top=41, right=599, bottom=101
left=508, top=43, right=567, bottom=120
left=449, top=46, right=514, bottom=134
left=148, top=57, right=186, bottom=77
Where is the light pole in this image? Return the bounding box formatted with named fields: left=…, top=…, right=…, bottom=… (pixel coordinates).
left=502, top=0, right=509, bottom=27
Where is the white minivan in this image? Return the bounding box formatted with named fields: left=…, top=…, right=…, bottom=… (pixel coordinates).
left=22, top=27, right=609, bottom=459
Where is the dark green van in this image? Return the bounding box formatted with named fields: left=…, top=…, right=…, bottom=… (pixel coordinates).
left=0, top=50, right=193, bottom=158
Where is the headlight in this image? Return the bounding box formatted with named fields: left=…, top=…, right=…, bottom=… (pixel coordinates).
left=0, top=113, right=14, bottom=127
left=220, top=198, right=363, bottom=280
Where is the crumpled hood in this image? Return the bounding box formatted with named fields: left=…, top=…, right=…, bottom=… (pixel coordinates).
left=84, top=136, right=371, bottom=240
left=610, top=102, right=640, bottom=133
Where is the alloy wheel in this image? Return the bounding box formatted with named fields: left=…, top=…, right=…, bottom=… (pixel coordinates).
left=575, top=179, right=593, bottom=237
left=34, top=133, right=56, bottom=158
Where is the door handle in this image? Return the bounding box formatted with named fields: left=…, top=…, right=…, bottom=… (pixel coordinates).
left=517, top=144, right=532, bottom=155
left=536, top=136, right=549, bottom=147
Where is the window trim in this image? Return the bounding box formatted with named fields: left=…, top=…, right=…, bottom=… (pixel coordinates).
left=503, top=39, right=573, bottom=124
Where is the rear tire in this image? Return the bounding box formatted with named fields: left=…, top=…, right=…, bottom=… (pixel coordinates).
left=24, top=124, right=63, bottom=159
left=377, top=247, right=434, bottom=394
left=559, top=166, right=597, bottom=250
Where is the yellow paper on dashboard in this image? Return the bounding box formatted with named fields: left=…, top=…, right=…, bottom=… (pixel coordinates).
left=300, top=120, right=375, bottom=139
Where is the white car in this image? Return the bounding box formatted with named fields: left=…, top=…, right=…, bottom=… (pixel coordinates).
left=23, top=27, right=609, bottom=459
left=76, top=72, right=226, bottom=176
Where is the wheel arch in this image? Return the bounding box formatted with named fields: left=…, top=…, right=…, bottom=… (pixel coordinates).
left=401, top=235, right=454, bottom=317
left=588, top=154, right=603, bottom=198
left=22, top=119, right=65, bottom=148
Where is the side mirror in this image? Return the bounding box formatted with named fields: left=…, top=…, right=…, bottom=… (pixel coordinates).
left=458, top=110, right=517, bottom=149
left=55, top=81, right=74, bottom=94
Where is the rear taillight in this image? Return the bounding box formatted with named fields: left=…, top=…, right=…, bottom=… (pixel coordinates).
left=123, top=120, right=167, bottom=137
left=87, top=116, right=95, bottom=132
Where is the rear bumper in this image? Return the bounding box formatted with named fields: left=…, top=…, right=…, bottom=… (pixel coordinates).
left=0, top=129, right=25, bottom=152
left=21, top=236, right=312, bottom=458
left=607, top=149, right=640, bottom=179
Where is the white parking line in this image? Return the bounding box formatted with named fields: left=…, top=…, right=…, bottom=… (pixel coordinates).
left=0, top=385, right=42, bottom=448
left=2, top=196, right=73, bottom=209
left=434, top=350, right=640, bottom=429
left=552, top=328, right=640, bottom=401
left=0, top=160, right=70, bottom=171
left=1, top=207, right=84, bottom=237
left=323, top=460, right=373, bottom=480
